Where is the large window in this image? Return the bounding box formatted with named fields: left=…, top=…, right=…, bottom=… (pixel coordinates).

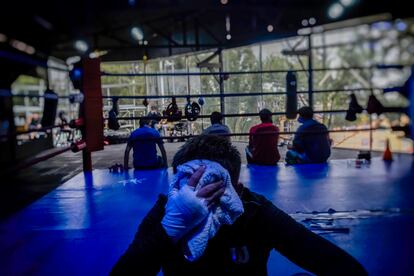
left=99, top=19, right=413, bottom=152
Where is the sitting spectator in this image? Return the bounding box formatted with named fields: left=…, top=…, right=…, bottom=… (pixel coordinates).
left=27, top=113, right=41, bottom=139
left=286, top=106, right=331, bottom=165
left=147, top=105, right=162, bottom=129
left=246, top=108, right=280, bottom=165
left=124, top=118, right=167, bottom=169
left=111, top=135, right=367, bottom=275
left=28, top=113, right=41, bottom=130
left=202, top=111, right=230, bottom=136
left=58, top=111, right=68, bottom=126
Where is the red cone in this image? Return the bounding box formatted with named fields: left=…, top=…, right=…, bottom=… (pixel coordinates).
left=383, top=138, right=393, bottom=161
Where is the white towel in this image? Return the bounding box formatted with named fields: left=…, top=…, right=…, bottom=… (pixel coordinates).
left=163, top=159, right=244, bottom=261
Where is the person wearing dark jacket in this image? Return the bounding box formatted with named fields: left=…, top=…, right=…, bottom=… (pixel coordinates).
left=286, top=106, right=331, bottom=165
left=112, top=135, right=366, bottom=276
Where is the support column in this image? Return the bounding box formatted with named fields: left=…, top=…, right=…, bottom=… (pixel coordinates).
left=76, top=58, right=104, bottom=172
left=82, top=149, right=92, bottom=172
left=307, top=34, right=314, bottom=109
left=218, top=49, right=225, bottom=122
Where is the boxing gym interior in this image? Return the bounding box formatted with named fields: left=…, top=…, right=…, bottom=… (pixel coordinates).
left=1, top=0, right=413, bottom=275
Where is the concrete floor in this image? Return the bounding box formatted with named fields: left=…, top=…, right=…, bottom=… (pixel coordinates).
left=0, top=141, right=382, bottom=220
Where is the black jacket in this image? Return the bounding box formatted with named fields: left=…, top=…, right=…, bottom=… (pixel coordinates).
left=111, top=188, right=367, bottom=276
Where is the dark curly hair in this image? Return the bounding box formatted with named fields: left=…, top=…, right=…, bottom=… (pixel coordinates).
left=172, top=135, right=241, bottom=185
left=298, top=106, right=313, bottom=119
left=210, top=111, right=223, bottom=125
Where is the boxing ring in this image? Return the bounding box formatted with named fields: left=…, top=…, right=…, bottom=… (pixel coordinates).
left=1, top=155, right=413, bottom=275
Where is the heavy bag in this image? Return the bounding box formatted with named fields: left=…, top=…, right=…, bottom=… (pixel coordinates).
left=108, top=110, right=120, bottom=130
left=108, top=97, right=120, bottom=130
left=286, top=71, right=297, bottom=119
left=198, top=97, right=205, bottom=106
left=164, top=97, right=182, bottom=122
left=345, top=93, right=364, bottom=122
left=367, top=94, right=384, bottom=115
left=41, top=89, right=58, bottom=127
left=185, top=101, right=201, bottom=121
left=143, top=98, right=149, bottom=107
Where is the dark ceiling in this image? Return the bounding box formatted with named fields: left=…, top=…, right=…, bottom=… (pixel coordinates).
left=0, top=0, right=413, bottom=63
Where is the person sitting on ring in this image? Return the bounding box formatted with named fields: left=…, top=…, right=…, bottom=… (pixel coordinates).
left=124, top=117, right=167, bottom=170
left=111, top=135, right=367, bottom=275
left=245, top=108, right=280, bottom=165
left=285, top=106, right=332, bottom=165
left=202, top=111, right=231, bottom=137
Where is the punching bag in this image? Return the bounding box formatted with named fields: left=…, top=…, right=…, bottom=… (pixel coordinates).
left=345, top=93, right=363, bottom=122
left=108, top=97, right=120, bottom=130
left=366, top=94, right=384, bottom=115
left=41, top=89, right=59, bottom=127
left=286, top=71, right=297, bottom=119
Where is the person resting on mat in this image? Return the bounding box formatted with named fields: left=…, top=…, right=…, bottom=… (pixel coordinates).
left=124, top=117, right=167, bottom=170
left=112, top=135, right=367, bottom=275
left=202, top=111, right=231, bottom=136
left=286, top=106, right=332, bottom=165
left=245, top=108, right=280, bottom=165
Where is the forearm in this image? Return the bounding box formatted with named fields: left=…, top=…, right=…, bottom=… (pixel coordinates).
left=265, top=204, right=367, bottom=275
left=124, top=147, right=130, bottom=168
left=159, top=144, right=167, bottom=166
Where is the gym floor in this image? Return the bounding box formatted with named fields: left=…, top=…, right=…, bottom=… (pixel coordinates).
left=0, top=142, right=382, bottom=220
left=0, top=153, right=412, bottom=275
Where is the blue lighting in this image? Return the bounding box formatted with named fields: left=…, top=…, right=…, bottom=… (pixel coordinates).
left=73, top=68, right=82, bottom=79
left=128, top=0, right=136, bottom=6
left=372, top=21, right=392, bottom=31
left=396, top=21, right=407, bottom=31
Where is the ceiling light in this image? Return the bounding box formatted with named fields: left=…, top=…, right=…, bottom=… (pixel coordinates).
left=372, top=21, right=392, bottom=31
left=0, top=33, right=7, bottom=42
left=301, top=19, right=309, bottom=27
left=25, top=46, right=36, bottom=55
left=267, top=25, right=274, bottom=32
left=395, top=19, right=407, bottom=31
left=131, top=27, right=144, bottom=41
left=226, top=34, right=231, bottom=40
left=89, top=50, right=108, bottom=58
left=10, top=40, right=27, bottom=51
left=339, top=0, right=356, bottom=7
left=328, top=3, right=344, bottom=19
left=225, top=15, right=231, bottom=32
left=309, top=17, right=316, bottom=25
left=74, top=40, right=88, bottom=53
left=33, top=15, right=53, bottom=31
left=143, top=40, right=148, bottom=45
left=221, top=0, right=228, bottom=5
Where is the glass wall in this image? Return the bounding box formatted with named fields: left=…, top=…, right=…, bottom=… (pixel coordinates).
left=100, top=19, right=413, bottom=153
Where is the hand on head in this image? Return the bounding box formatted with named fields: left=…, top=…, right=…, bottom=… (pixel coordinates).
left=161, top=165, right=227, bottom=243
left=188, top=166, right=226, bottom=209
